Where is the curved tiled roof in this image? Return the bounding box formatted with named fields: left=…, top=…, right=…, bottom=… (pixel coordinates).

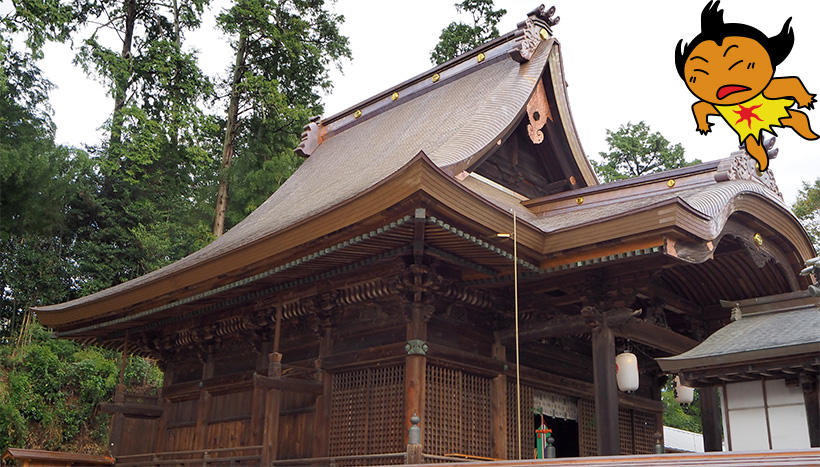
left=34, top=10, right=813, bottom=332
left=36, top=27, right=557, bottom=316
left=657, top=292, right=820, bottom=370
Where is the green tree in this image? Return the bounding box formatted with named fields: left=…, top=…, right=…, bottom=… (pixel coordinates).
left=792, top=178, right=820, bottom=252
left=593, top=121, right=700, bottom=183
left=67, top=0, right=217, bottom=288
left=662, top=377, right=703, bottom=433
left=212, top=0, right=351, bottom=235
left=431, top=0, right=506, bottom=65
left=0, top=13, right=95, bottom=341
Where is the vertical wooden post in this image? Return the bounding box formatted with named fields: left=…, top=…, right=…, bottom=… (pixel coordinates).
left=404, top=303, right=431, bottom=445
left=313, top=326, right=332, bottom=457
left=262, top=352, right=283, bottom=464
left=801, top=373, right=820, bottom=448
left=490, top=340, right=507, bottom=459
left=591, top=324, right=619, bottom=456
left=193, top=352, right=213, bottom=450
left=154, top=364, right=174, bottom=453
left=700, top=387, right=723, bottom=451
left=109, top=337, right=129, bottom=457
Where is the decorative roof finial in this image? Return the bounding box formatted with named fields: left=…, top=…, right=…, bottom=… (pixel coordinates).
left=527, top=4, right=560, bottom=27
left=294, top=115, right=324, bottom=158
left=510, top=5, right=559, bottom=63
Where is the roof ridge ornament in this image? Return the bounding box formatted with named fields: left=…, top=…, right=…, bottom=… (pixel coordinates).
left=714, top=137, right=783, bottom=200
left=294, top=115, right=324, bottom=157
left=510, top=5, right=558, bottom=63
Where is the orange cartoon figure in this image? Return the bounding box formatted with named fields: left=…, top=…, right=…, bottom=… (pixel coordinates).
left=675, top=1, right=817, bottom=171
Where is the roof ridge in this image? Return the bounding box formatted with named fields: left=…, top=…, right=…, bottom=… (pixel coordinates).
left=296, top=4, right=561, bottom=157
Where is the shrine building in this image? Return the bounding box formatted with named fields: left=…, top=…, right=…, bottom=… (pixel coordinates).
left=35, top=5, right=816, bottom=465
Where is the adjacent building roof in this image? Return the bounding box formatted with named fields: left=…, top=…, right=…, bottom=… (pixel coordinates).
left=657, top=291, right=820, bottom=373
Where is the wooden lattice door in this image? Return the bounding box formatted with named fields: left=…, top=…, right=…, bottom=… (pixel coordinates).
left=425, top=364, right=492, bottom=457
left=329, top=364, right=404, bottom=461
left=505, top=381, right=534, bottom=459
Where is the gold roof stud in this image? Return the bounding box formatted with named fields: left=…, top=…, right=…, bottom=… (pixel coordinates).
left=431, top=73, right=440, bottom=83
left=667, top=179, right=676, bottom=188
left=539, top=28, right=549, bottom=40
left=753, top=233, right=764, bottom=248
left=477, top=52, right=486, bottom=63
left=353, top=109, right=362, bottom=119
left=391, top=92, right=399, bottom=101
left=576, top=197, right=584, bottom=205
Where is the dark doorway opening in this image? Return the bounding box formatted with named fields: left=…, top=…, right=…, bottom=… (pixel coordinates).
left=534, top=415, right=579, bottom=458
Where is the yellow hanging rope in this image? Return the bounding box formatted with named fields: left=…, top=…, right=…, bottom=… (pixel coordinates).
left=513, top=209, right=522, bottom=460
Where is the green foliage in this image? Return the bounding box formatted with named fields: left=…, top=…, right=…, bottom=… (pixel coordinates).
left=662, top=377, right=702, bottom=433
left=792, top=178, right=820, bottom=252
left=0, top=0, right=347, bottom=455
left=214, top=0, right=351, bottom=232
left=0, top=324, right=162, bottom=453
left=431, top=0, right=507, bottom=65
left=592, top=121, right=701, bottom=183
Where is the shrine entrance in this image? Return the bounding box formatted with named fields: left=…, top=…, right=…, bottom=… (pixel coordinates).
left=532, top=390, right=579, bottom=458
left=533, top=414, right=579, bottom=458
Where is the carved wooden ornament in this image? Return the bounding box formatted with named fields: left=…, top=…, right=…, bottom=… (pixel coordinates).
left=526, top=79, right=552, bottom=144
left=294, top=116, right=325, bottom=158
left=510, top=19, right=541, bottom=63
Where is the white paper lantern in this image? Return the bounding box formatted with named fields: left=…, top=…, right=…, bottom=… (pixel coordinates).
left=615, top=351, right=639, bottom=392
left=674, top=376, right=695, bottom=404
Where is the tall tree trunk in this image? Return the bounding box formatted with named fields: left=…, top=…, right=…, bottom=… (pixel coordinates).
left=212, top=32, right=248, bottom=237
left=170, top=0, right=181, bottom=148
left=109, top=0, right=137, bottom=150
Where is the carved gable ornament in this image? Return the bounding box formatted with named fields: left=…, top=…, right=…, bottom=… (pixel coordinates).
left=510, top=5, right=559, bottom=63
left=715, top=140, right=784, bottom=200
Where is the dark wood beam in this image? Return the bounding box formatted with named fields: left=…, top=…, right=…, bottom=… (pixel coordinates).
left=802, top=374, right=820, bottom=448
left=100, top=402, right=163, bottom=417
left=700, top=388, right=723, bottom=451
left=592, top=325, right=620, bottom=456
left=616, top=320, right=698, bottom=355
left=496, top=307, right=639, bottom=344
left=638, top=285, right=702, bottom=316
left=413, top=207, right=425, bottom=264
left=681, top=356, right=820, bottom=386
left=252, top=374, right=323, bottom=395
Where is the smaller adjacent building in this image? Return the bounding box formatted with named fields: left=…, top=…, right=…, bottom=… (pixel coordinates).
left=658, top=284, right=820, bottom=451
left=663, top=426, right=705, bottom=453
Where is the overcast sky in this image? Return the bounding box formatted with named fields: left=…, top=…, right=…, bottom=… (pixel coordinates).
left=36, top=0, right=820, bottom=204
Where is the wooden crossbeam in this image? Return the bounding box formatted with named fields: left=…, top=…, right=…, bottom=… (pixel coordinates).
left=99, top=402, right=163, bottom=417
left=253, top=374, right=323, bottom=395
left=637, top=285, right=702, bottom=316
left=496, top=307, right=638, bottom=343
left=615, top=319, right=698, bottom=355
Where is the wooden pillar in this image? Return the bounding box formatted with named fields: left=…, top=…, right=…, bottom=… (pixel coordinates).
left=193, top=352, right=214, bottom=450
left=262, top=352, right=283, bottom=464
left=405, top=303, right=432, bottom=444
left=154, top=364, right=174, bottom=453
left=313, top=326, right=332, bottom=457
left=801, top=373, right=820, bottom=448
left=108, top=338, right=129, bottom=456
left=591, top=325, right=619, bottom=456
left=490, top=340, right=507, bottom=459
left=108, top=384, right=126, bottom=456
left=700, top=387, right=723, bottom=451
left=249, top=341, right=271, bottom=447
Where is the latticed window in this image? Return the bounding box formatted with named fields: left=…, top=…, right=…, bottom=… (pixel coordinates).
left=425, top=364, right=492, bottom=457
left=329, top=364, right=405, bottom=460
